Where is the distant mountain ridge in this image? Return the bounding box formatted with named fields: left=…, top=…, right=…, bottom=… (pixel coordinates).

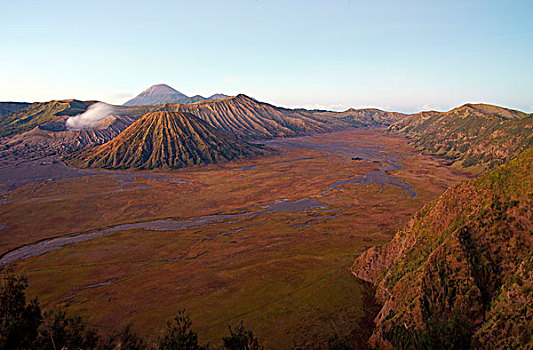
left=6, top=93, right=530, bottom=173
left=389, top=103, right=533, bottom=172
left=309, top=107, right=407, bottom=127
left=0, top=102, right=30, bottom=118
left=66, top=111, right=265, bottom=169
left=0, top=94, right=409, bottom=163
left=123, top=84, right=230, bottom=106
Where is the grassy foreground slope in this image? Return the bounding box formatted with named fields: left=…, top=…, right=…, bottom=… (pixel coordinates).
left=67, top=111, right=264, bottom=169
left=389, top=103, right=533, bottom=173
left=352, top=148, right=533, bottom=349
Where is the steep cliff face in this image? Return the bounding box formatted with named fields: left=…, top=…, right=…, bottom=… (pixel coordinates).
left=67, top=111, right=265, bottom=170
left=389, top=104, right=533, bottom=173
left=352, top=148, right=533, bottom=349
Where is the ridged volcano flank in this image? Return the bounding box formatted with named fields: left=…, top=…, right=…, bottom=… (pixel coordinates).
left=163, top=94, right=346, bottom=139
left=67, top=111, right=264, bottom=169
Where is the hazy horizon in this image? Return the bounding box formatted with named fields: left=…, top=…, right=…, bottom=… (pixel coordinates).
left=2, top=0, right=532, bottom=113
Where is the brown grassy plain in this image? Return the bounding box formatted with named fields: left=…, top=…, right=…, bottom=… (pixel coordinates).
left=0, top=129, right=470, bottom=348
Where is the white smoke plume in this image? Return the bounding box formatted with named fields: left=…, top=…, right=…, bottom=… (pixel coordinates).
left=65, top=102, right=116, bottom=130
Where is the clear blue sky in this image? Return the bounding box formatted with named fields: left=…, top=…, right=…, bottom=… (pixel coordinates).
left=1, top=0, right=532, bottom=113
